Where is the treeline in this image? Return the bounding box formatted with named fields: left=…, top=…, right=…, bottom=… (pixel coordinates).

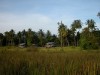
left=0, top=18, right=100, bottom=49
left=58, top=19, right=100, bottom=49
left=0, top=25, right=79, bottom=47
left=0, top=29, right=59, bottom=47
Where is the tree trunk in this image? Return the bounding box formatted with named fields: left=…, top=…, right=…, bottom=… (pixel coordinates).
left=66, top=37, right=69, bottom=46
left=60, top=35, right=63, bottom=51
left=73, top=33, right=76, bottom=46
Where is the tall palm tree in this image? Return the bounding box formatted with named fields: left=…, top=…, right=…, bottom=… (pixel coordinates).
left=82, top=27, right=90, bottom=39
left=86, top=19, right=97, bottom=43
left=17, top=31, right=22, bottom=44
left=27, top=28, right=33, bottom=45
left=0, top=33, right=3, bottom=46
left=71, top=20, right=82, bottom=46
left=86, top=19, right=96, bottom=32
left=22, top=29, right=27, bottom=44
left=5, top=31, right=10, bottom=45
left=71, top=20, right=82, bottom=31
left=38, top=29, right=45, bottom=46
left=97, top=12, right=100, bottom=18
left=9, top=29, right=15, bottom=45
left=58, top=21, right=67, bottom=47
left=46, top=30, right=52, bottom=42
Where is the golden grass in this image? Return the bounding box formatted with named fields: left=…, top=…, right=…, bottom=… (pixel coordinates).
left=0, top=46, right=100, bottom=75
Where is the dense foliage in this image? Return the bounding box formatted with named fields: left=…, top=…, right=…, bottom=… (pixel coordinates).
left=0, top=29, right=59, bottom=47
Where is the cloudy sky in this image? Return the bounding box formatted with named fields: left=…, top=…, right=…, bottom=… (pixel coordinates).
left=0, top=0, right=100, bottom=34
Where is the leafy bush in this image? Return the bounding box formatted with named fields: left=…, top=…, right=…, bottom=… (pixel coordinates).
left=80, top=36, right=99, bottom=50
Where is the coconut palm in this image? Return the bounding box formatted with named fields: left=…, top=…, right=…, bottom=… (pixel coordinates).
left=71, top=20, right=82, bottom=46
left=58, top=21, right=68, bottom=47
left=71, top=20, right=82, bottom=31
left=27, top=28, right=33, bottom=45
left=46, top=30, right=52, bottom=42
left=38, top=29, right=45, bottom=46
left=9, top=29, right=15, bottom=45
left=0, top=33, right=3, bottom=46
left=97, top=12, right=100, bottom=18
left=22, top=29, right=27, bottom=44
left=5, top=31, right=10, bottom=45
left=17, top=31, right=22, bottom=44
left=86, top=19, right=96, bottom=32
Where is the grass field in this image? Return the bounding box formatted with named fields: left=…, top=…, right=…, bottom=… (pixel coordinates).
left=0, top=46, right=100, bottom=75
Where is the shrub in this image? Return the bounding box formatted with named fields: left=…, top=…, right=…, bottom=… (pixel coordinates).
left=80, top=37, right=99, bottom=50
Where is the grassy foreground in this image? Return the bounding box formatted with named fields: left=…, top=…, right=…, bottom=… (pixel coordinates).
left=0, top=46, right=100, bottom=75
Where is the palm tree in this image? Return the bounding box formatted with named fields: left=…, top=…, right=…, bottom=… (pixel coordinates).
left=81, top=27, right=90, bottom=41
left=66, top=29, right=72, bottom=46
left=71, top=20, right=82, bottom=46
left=17, top=31, right=22, bottom=44
left=27, top=28, right=33, bottom=46
left=71, top=20, right=82, bottom=31
left=5, top=31, right=10, bottom=45
left=22, top=29, right=27, bottom=44
left=38, top=29, right=45, bottom=46
left=58, top=21, right=68, bottom=47
left=0, top=33, right=3, bottom=46
left=86, top=19, right=96, bottom=32
left=97, top=12, right=100, bottom=18
left=27, top=28, right=33, bottom=37
left=9, top=29, right=15, bottom=45
left=46, top=30, right=52, bottom=42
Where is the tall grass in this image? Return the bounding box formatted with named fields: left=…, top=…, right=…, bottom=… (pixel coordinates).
left=0, top=47, right=100, bottom=75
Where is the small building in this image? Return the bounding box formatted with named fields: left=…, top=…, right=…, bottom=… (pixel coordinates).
left=45, top=42, right=55, bottom=48
left=19, top=43, right=26, bottom=48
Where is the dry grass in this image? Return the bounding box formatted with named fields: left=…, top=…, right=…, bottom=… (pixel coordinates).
left=0, top=46, right=100, bottom=75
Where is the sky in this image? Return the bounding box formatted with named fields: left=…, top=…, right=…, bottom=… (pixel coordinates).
left=0, top=0, right=100, bottom=34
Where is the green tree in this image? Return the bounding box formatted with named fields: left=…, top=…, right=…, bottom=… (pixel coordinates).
left=17, top=31, right=22, bottom=44
left=0, top=33, right=4, bottom=46
left=66, top=29, right=73, bottom=46
left=71, top=20, right=82, bottom=46
left=72, top=20, right=82, bottom=30
left=51, top=34, right=60, bottom=46
left=80, top=20, right=99, bottom=50
left=9, top=29, right=15, bottom=45
left=80, top=30, right=99, bottom=50
left=22, top=29, right=27, bottom=44
left=32, top=31, right=39, bottom=45
left=86, top=19, right=96, bottom=32
left=97, top=12, right=100, bottom=18
left=4, top=30, right=15, bottom=46
left=46, top=30, right=52, bottom=42
left=38, top=29, right=45, bottom=47
left=58, top=21, right=68, bottom=47
left=5, top=31, right=11, bottom=45
left=27, top=28, right=33, bottom=46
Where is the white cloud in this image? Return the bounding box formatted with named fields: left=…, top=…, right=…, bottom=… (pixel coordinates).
left=0, top=13, right=51, bottom=25
left=0, top=12, right=58, bottom=34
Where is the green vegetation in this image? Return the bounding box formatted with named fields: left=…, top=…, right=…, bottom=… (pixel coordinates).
left=0, top=13, right=100, bottom=50
left=0, top=47, right=100, bottom=75
left=0, top=12, right=100, bottom=75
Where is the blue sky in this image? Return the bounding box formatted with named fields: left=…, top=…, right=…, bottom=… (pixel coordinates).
left=0, top=0, right=100, bottom=34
